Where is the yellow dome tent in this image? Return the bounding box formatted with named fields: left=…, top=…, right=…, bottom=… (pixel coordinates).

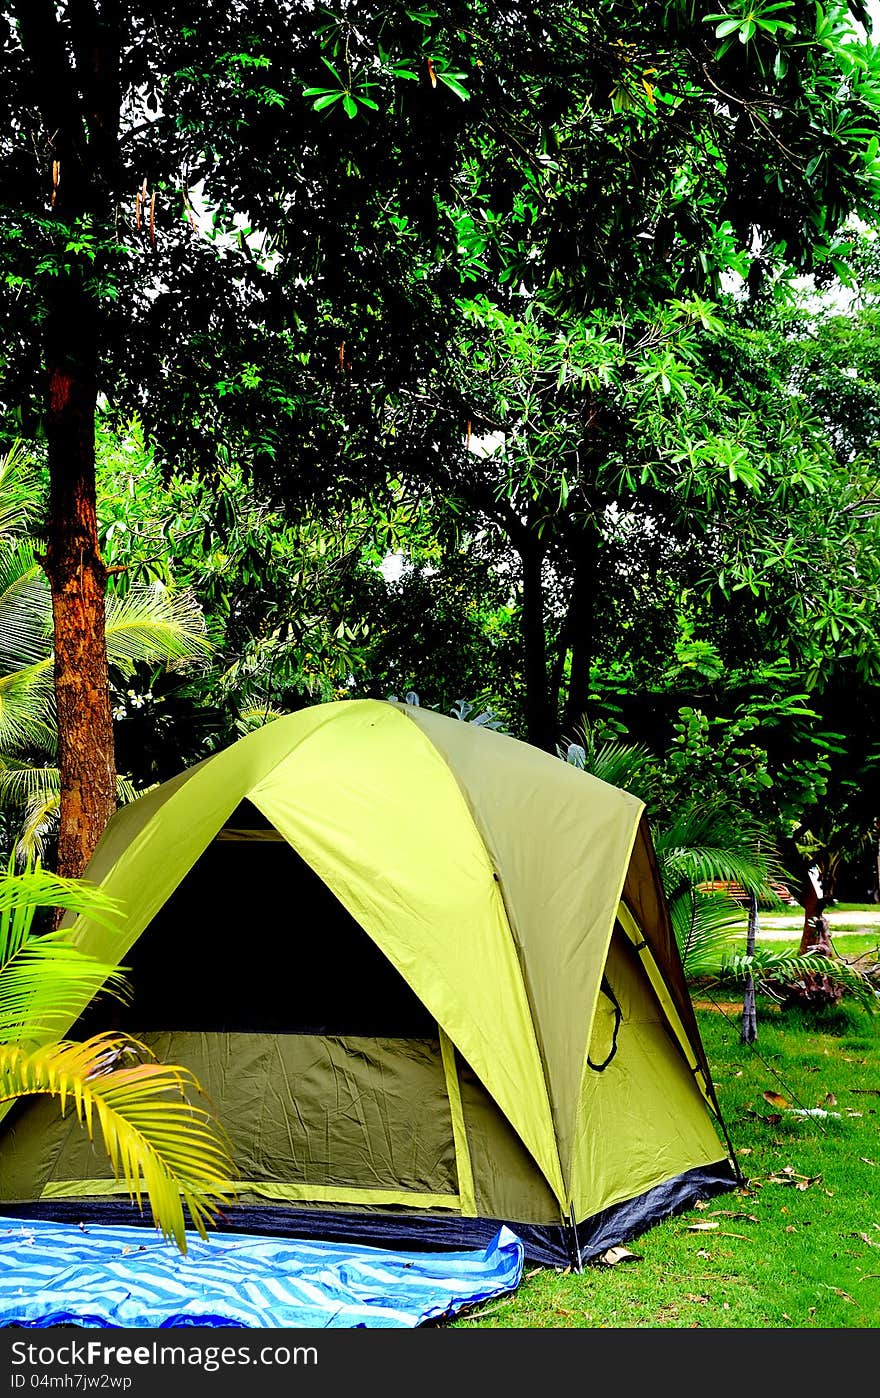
left=0, top=700, right=738, bottom=1264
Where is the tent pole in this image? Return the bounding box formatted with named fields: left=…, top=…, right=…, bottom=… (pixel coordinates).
left=567, top=1204, right=583, bottom=1273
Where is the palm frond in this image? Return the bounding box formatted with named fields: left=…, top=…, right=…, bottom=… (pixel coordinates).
left=0, top=757, right=60, bottom=805
left=0, top=760, right=140, bottom=808
left=590, top=740, right=655, bottom=793
left=104, top=584, right=211, bottom=676
left=234, top=705, right=286, bottom=735
left=0, top=933, right=128, bottom=1043
left=0, top=543, right=53, bottom=672
left=655, top=800, right=788, bottom=904
left=0, top=1036, right=236, bottom=1250
left=0, top=863, right=122, bottom=951
left=115, top=774, right=142, bottom=804
left=0, top=443, right=43, bottom=539
left=668, top=886, right=746, bottom=978
left=656, top=801, right=784, bottom=865
left=721, top=949, right=880, bottom=1013
left=0, top=764, right=144, bottom=860
left=0, top=663, right=55, bottom=754
left=662, top=843, right=778, bottom=898
left=16, top=789, right=61, bottom=863
left=0, top=862, right=126, bottom=1040
left=560, top=731, right=656, bottom=800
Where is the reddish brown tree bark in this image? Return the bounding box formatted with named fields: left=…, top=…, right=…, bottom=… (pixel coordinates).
left=43, top=291, right=117, bottom=880
left=15, top=0, right=120, bottom=877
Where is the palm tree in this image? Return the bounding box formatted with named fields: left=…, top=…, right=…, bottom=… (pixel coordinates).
left=0, top=861, right=234, bottom=1251
left=0, top=442, right=210, bottom=857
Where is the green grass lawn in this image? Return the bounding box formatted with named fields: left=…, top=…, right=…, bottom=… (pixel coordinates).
left=451, top=988, right=880, bottom=1330
left=829, top=934, right=880, bottom=958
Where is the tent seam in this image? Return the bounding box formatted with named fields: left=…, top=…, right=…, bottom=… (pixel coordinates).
left=393, top=703, right=567, bottom=1209
left=568, top=803, right=644, bottom=1209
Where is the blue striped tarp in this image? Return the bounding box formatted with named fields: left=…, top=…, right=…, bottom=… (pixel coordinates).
left=0, top=1215, right=524, bottom=1329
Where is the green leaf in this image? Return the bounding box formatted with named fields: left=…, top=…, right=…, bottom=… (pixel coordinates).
left=437, top=72, right=470, bottom=101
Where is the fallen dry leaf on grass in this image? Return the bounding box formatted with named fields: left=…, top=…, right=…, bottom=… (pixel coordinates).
left=594, top=1245, right=641, bottom=1268
left=763, top=1090, right=790, bottom=1109
left=765, top=1166, right=822, bottom=1190
left=458, top=1298, right=513, bottom=1321
left=856, top=1232, right=880, bottom=1249
left=703, top=1210, right=759, bottom=1223
left=819, top=1284, right=858, bottom=1306
left=686, top=1221, right=719, bottom=1232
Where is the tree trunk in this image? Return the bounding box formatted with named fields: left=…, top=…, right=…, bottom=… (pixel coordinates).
left=561, top=519, right=599, bottom=738
left=741, top=890, right=758, bottom=1044
left=520, top=541, right=556, bottom=752
left=798, top=865, right=832, bottom=956
left=16, top=0, right=121, bottom=879
left=43, top=280, right=116, bottom=880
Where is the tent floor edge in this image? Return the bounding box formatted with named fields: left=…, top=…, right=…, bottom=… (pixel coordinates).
left=573, top=1158, right=740, bottom=1263
left=0, top=1160, right=738, bottom=1272
left=0, top=1200, right=574, bottom=1269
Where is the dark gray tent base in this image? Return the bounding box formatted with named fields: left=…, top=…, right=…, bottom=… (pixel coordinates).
left=2, top=1161, right=738, bottom=1269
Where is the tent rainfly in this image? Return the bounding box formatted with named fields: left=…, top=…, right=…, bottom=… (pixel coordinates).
left=0, top=700, right=739, bottom=1265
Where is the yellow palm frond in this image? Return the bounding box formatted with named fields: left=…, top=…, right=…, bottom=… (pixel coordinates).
left=0, top=1035, right=236, bottom=1252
